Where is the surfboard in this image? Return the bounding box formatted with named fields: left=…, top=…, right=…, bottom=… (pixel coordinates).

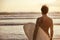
left=23, top=23, right=50, bottom=40
left=36, top=27, right=50, bottom=40
left=23, top=23, right=35, bottom=40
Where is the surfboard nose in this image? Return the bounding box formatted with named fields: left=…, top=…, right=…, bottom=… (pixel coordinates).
left=23, top=23, right=35, bottom=40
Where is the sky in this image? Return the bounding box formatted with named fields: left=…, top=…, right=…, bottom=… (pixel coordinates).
left=0, top=0, right=60, bottom=12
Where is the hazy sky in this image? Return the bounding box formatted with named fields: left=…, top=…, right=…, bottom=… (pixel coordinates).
left=0, top=0, right=60, bottom=12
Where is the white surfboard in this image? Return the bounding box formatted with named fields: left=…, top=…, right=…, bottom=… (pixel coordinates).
left=23, top=23, right=35, bottom=40
left=36, top=27, right=50, bottom=40
left=23, top=23, right=50, bottom=40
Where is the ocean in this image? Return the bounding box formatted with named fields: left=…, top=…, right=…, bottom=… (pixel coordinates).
left=0, top=12, right=60, bottom=40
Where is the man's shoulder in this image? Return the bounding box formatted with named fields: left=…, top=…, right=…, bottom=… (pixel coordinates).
left=47, top=17, right=53, bottom=22
left=48, top=17, right=52, bottom=20
left=36, top=17, right=42, bottom=20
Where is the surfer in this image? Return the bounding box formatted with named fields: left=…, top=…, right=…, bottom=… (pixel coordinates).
left=33, top=5, right=53, bottom=40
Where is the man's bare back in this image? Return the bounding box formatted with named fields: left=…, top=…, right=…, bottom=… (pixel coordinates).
left=33, top=5, right=53, bottom=40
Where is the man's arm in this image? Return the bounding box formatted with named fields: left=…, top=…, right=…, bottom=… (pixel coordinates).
left=50, top=19, right=53, bottom=40
left=33, top=18, right=40, bottom=40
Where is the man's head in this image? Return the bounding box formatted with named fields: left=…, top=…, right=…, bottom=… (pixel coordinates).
left=41, top=5, right=49, bottom=15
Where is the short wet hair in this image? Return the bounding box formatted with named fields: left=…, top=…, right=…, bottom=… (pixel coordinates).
left=41, top=5, right=48, bottom=14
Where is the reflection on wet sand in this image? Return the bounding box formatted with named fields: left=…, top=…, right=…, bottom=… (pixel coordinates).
left=0, top=25, right=60, bottom=40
